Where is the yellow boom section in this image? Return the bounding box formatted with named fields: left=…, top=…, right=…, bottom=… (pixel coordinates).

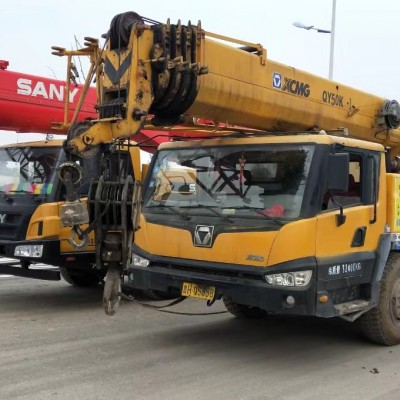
left=193, top=38, right=400, bottom=147
left=59, top=12, right=400, bottom=156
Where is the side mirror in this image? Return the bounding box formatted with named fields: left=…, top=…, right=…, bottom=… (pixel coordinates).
left=326, top=153, right=349, bottom=192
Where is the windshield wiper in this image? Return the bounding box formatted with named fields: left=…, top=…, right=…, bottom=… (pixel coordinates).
left=228, top=206, right=285, bottom=226
left=148, top=204, right=191, bottom=221
left=196, top=205, right=234, bottom=223
left=255, top=210, right=285, bottom=226
left=0, top=190, right=27, bottom=202
left=3, top=190, right=27, bottom=194
left=166, top=205, right=191, bottom=220
left=10, top=190, right=49, bottom=197
left=0, top=190, right=49, bottom=203
left=0, top=190, right=9, bottom=199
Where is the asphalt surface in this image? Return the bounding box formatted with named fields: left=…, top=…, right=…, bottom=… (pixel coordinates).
left=0, top=275, right=399, bottom=400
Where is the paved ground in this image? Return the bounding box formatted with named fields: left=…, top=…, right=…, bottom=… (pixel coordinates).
left=0, top=275, right=399, bottom=400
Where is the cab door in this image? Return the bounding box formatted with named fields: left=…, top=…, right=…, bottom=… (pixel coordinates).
left=315, top=149, right=384, bottom=279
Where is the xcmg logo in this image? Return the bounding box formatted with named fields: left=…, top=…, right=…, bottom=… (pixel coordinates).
left=272, top=72, right=311, bottom=97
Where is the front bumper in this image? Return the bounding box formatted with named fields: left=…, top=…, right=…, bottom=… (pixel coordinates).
left=0, top=239, right=62, bottom=265
left=0, top=239, right=95, bottom=268
left=127, top=244, right=379, bottom=318
left=128, top=254, right=319, bottom=317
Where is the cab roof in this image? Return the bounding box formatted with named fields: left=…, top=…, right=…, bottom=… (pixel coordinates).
left=0, top=139, right=64, bottom=149
left=157, top=133, right=385, bottom=152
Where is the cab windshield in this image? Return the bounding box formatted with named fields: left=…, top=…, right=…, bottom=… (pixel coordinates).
left=0, top=146, right=62, bottom=198
left=144, top=144, right=315, bottom=220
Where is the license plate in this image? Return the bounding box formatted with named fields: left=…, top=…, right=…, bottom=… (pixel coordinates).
left=181, top=282, right=216, bottom=300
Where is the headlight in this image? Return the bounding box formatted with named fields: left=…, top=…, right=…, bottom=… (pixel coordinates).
left=265, top=270, right=312, bottom=287
left=14, top=245, right=43, bottom=258
left=132, top=253, right=150, bottom=268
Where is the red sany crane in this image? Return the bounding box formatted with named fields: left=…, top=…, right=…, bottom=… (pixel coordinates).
left=0, top=60, right=180, bottom=149
left=0, top=60, right=96, bottom=134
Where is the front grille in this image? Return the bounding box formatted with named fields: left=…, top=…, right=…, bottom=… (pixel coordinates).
left=153, top=262, right=264, bottom=281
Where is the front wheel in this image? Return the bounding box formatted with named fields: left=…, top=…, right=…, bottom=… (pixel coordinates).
left=358, top=252, right=400, bottom=345
left=223, top=296, right=267, bottom=319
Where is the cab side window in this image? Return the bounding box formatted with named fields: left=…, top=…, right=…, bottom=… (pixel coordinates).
left=323, top=153, right=362, bottom=209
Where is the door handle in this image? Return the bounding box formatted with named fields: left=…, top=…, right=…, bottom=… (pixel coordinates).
left=351, top=226, right=367, bottom=247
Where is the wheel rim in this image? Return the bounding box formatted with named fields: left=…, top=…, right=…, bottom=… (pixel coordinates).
left=389, top=278, right=400, bottom=325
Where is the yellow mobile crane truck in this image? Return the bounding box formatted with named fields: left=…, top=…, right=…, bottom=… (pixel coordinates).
left=56, top=12, right=400, bottom=344
left=0, top=138, right=141, bottom=285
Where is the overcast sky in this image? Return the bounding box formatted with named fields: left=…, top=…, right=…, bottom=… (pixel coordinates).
left=2, top=0, right=400, bottom=144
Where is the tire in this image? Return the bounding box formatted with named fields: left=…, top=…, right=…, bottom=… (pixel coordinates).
left=223, top=296, right=267, bottom=319
left=59, top=266, right=104, bottom=287
left=358, top=252, right=400, bottom=345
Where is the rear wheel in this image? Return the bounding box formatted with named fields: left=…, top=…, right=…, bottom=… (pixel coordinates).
left=59, top=266, right=104, bottom=287
left=358, top=252, right=400, bottom=345
left=223, top=296, right=267, bottom=319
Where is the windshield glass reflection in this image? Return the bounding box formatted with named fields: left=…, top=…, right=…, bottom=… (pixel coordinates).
left=145, top=144, right=315, bottom=220
left=0, top=146, right=61, bottom=197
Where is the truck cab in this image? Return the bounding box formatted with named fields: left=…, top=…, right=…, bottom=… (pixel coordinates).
left=128, top=133, right=391, bottom=332
left=0, top=139, right=140, bottom=285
